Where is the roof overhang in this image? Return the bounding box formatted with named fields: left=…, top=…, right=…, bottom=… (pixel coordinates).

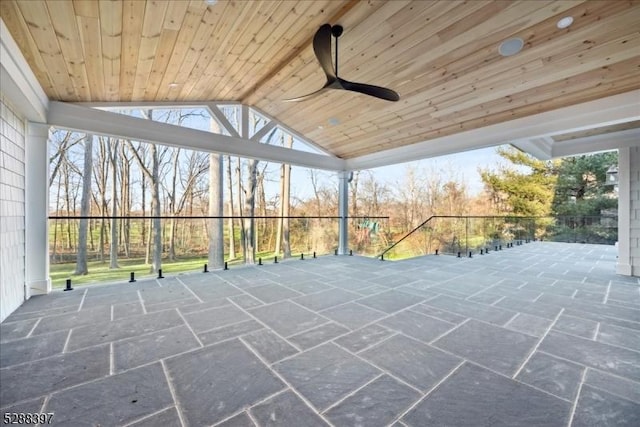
left=0, top=19, right=48, bottom=122
left=346, top=90, right=640, bottom=168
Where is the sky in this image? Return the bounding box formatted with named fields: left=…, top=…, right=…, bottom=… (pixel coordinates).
left=50, top=108, right=509, bottom=208
left=285, top=145, right=507, bottom=202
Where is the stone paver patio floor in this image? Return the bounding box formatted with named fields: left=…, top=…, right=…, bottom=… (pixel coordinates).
left=1, top=242, right=639, bottom=426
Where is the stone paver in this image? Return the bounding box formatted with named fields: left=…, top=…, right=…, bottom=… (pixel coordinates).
left=0, top=242, right=637, bottom=426
left=403, top=363, right=571, bottom=426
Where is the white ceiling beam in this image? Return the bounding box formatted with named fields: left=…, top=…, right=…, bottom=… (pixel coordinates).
left=73, top=101, right=338, bottom=158
left=550, top=129, right=640, bottom=158
left=241, top=105, right=249, bottom=139
left=46, top=102, right=346, bottom=171
left=206, top=104, right=240, bottom=138
left=251, top=121, right=277, bottom=142
left=0, top=18, right=48, bottom=122
left=346, top=90, right=640, bottom=170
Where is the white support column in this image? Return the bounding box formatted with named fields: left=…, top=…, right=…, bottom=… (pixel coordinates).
left=617, top=147, right=631, bottom=275
left=338, top=171, right=350, bottom=255
left=25, top=122, right=51, bottom=295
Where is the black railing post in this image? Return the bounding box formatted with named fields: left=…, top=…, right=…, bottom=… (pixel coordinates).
left=300, top=253, right=304, bottom=260
left=274, top=256, right=278, bottom=264
left=64, top=279, right=73, bottom=291
left=313, top=251, right=316, bottom=259
left=224, top=261, right=228, bottom=270
left=158, top=269, right=164, bottom=279
left=349, top=250, right=353, bottom=256
left=465, top=217, right=469, bottom=255
left=258, top=258, right=262, bottom=266
left=435, top=249, right=439, bottom=255
left=203, top=264, right=208, bottom=273
left=129, top=272, right=136, bottom=283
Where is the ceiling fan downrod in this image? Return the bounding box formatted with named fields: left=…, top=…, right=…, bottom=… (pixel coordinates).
left=332, top=25, right=343, bottom=76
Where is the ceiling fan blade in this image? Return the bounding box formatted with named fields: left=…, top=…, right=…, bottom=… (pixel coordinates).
left=282, top=86, right=328, bottom=102
left=313, top=24, right=336, bottom=80
left=339, top=78, right=400, bottom=102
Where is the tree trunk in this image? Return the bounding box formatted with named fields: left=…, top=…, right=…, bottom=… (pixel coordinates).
left=275, top=163, right=285, bottom=257
left=208, top=153, right=224, bottom=269
left=63, top=160, right=73, bottom=250
left=282, top=135, right=293, bottom=257
left=74, top=134, right=93, bottom=275
left=243, top=158, right=258, bottom=264
left=109, top=139, right=119, bottom=269
left=120, top=143, right=131, bottom=258
left=141, top=171, right=147, bottom=255
left=226, top=155, right=236, bottom=260
left=150, top=142, right=162, bottom=273
left=236, top=157, right=246, bottom=261
left=168, top=148, right=180, bottom=261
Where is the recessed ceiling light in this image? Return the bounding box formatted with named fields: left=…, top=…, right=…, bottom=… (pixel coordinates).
left=205, top=0, right=217, bottom=5
left=168, top=82, right=180, bottom=88
left=328, top=117, right=340, bottom=126
left=498, top=37, right=524, bottom=57
left=557, top=16, right=574, bottom=29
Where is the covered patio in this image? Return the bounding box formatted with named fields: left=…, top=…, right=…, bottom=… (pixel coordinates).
left=1, top=1, right=640, bottom=425
left=1, top=242, right=639, bottom=426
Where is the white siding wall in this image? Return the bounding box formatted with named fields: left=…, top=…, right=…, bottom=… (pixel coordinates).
left=0, top=94, right=27, bottom=322
left=630, top=146, right=640, bottom=277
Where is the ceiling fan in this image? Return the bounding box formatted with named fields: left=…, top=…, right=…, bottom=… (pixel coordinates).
left=284, top=24, right=400, bottom=102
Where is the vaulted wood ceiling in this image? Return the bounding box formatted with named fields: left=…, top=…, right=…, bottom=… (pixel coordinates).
left=2, top=0, right=639, bottom=159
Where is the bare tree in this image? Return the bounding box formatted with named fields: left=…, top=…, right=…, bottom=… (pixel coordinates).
left=242, top=157, right=259, bottom=264
left=119, top=143, right=132, bottom=258
left=74, top=134, right=93, bottom=275
left=274, top=136, right=293, bottom=258
left=282, top=162, right=292, bottom=258
left=226, top=155, right=236, bottom=260
left=236, top=157, right=246, bottom=260
left=128, top=110, right=163, bottom=273
left=94, top=137, right=110, bottom=262
left=208, top=118, right=224, bottom=269
left=108, top=138, right=119, bottom=269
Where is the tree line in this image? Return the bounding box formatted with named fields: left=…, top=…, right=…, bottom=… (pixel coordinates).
left=49, top=108, right=618, bottom=276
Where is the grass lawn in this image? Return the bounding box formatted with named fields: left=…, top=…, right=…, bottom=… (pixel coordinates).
left=51, top=256, right=236, bottom=288
left=49, top=250, right=316, bottom=288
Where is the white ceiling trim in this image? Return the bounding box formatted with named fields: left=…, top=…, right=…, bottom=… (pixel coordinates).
left=46, top=101, right=346, bottom=171
left=346, top=90, right=640, bottom=170
left=511, top=137, right=554, bottom=160
left=0, top=18, right=48, bottom=122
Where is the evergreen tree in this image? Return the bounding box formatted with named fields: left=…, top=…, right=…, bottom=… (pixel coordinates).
left=551, top=152, right=618, bottom=217
left=480, top=147, right=558, bottom=216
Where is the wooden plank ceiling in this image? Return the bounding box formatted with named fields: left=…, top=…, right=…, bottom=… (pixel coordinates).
left=2, top=0, right=639, bottom=159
